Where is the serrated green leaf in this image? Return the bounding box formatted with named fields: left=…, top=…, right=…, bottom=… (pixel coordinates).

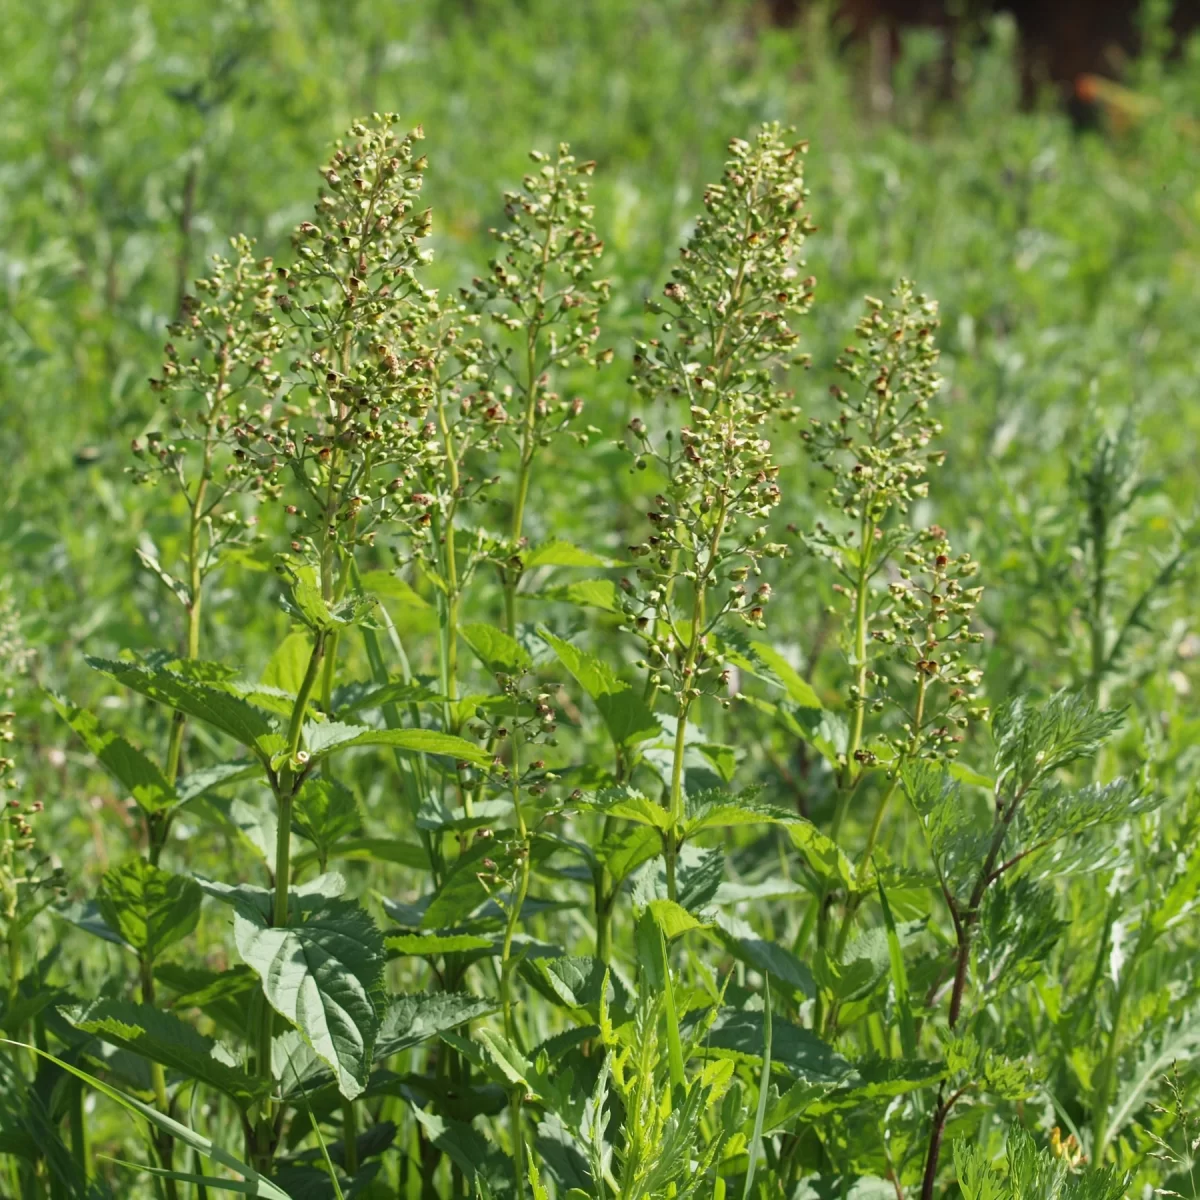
left=262, top=631, right=313, bottom=695
left=647, top=899, right=708, bottom=939
left=98, top=858, right=202, bottom=960
left=476, top=1027, right=533, bottom=1090
left=291, top=778, right=360, bottom=861
left=69, top=998, right=267, bottom=1110
left=681, top=793, right=797, bottom=837
left=696, top=1008, right=850, bottom=1083
left=522, top=955, right=624, bottom=1017
left=298, top=837, right=428, bottom=871
left=709, top=912, right=815, bottom=998
left=536, top=578, right=622, bottom=612
left=87, top=656, right=281, bottom=756
left=375, top=992, right=497, bottom=1060
left=301, top=722, right=491, bottom=765
left=748, top=641, right=823, bottom=710
left=787, top=820, right=856, bottom=890
left=579, top=786, right=670, bottom=830
left=359, top=569, right=430, bottom=609
left=524, top=541, right=617, bottom=568
left=176, top=761, right=263, bottom=803
left=597, top=825, right=661, bottom=886
left=460, top=622, right=532, bottom=675
left=540, top=630, right=660, bottom=747
left=385, top=933, right=493, bottom=956
left=50, top=696, right=178, bottom=814
left=234, top=898, right=385, bottom=1100
left=407, top=1104, right=494, bottom=1182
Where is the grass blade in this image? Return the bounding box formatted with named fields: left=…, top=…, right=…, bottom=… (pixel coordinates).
left=877, top=877, right=916, bottom=1059
left=2, top=1041, right=295, bottom=1199
left=743, top=975, right=772, bottom=1200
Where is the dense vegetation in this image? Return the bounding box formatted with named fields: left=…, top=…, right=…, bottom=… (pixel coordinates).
left=2, top=2, right=1200, bottom=1197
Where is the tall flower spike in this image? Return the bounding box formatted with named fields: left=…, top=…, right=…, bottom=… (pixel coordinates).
left=801, top=281, right=985, bottom=771
left=634, top=124, right=815, bottom=417
left=455, top=144, right=609, bottom=626
left=621, top=125, right=813, bottom=901
left=244, top=115, right=443, bottom=574
left=135, top=237, right=285, bottom=564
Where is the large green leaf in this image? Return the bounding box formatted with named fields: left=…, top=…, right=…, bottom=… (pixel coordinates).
left=69, top=998, right=268, bottom=1110
left=536, top=578, right=622, bottom=613
left=407, top=1104, right=495, bottom=1183
left=577, top=786, right=670, bottom=831
left=50, top=696, right=178, bottom=814
left=540, top=631, right=660, bottom=747
left=385, top=932, right=493, bottom=956
left=522, top=955, right=629, bottom=1019
left=291, top=778, right=361, bottom=861
left=98, top=858, right=202, bottom=960
left=374, top=992, right=498, bottom=1059
left=177, top=761, right=264, bottom=804
left=524, top=540, right=618, bottom=568
left=87, top=656, right=281, bottom=756
left=460, top=622, right=532, bottom=675
left=234, top=897, right=386, bottom=1100
left=302, top=722, right=491, bottom=766
left=747, top=641, right=823, bottom=710
left=597, top=825, right=660, bottom=886
left=710, top=912, right=815, bottom=999
left=358, top=569, right=430, bottom=609
left=261, top=631, right=314, bottom=695
left=158, top=963, right=260, bottom=1039
left=695, top=1008, right=850, bottom=1083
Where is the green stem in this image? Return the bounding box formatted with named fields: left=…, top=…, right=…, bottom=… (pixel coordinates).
left=68, top=1079, right=87, bottom=1178
left=1092, top=948, right=1138, bottom=1162
left=343, top=1095, right=360, bottom=1176
left=665, top=701, right=690, bottom=905
left=140, top=958, right=179, bottom=1200
left=500, top=766, right=532, bottom=1200
left=253, top=630, right=328, bottom=1166
left=832, top=676, right=926, bottom=961
left=164, top=427, right=212, bottom=790
left=1088, top=494, right=1109, bottom=707
left=594, top=811, right=617, bottom=965
left=841, top=516, right=875, bottom=791
left=273, top=632, right=327, bottom=927
left=664, top=500, right=729, bottom=902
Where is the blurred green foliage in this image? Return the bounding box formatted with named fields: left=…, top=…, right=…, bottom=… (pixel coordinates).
left=2, top=0, right=1200, bottom=1196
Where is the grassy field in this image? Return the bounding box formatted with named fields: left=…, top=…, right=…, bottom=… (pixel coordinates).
left=1, top=1, right=1199, bottom=1197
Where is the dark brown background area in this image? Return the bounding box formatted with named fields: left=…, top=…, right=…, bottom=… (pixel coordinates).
left=767, top=1, right=1200, bottom=104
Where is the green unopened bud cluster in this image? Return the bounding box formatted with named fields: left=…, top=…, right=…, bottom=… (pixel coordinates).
left=874, top=526, right=988, bottom=758
left=801, top=280, right=942, bottom=521
left=802, top=281, right=986, bottom=762
left=634, top=124, right=815, bottom=417
left=135, top=236, right=285, bottom=561
left=622, top=125, right=811, bottom=707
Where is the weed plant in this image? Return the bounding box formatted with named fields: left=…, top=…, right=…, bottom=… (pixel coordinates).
left=1, top=3, right=1200, bottom=1199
